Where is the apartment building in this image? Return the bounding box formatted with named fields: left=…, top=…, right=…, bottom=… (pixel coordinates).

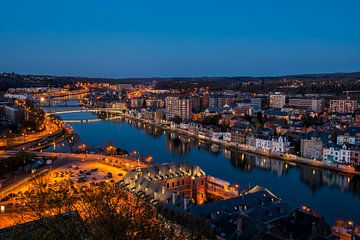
left=165, top=96, right=192, bottom=120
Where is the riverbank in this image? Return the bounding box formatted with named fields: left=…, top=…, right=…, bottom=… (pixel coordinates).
left=113, top=113, right=359, bottom=176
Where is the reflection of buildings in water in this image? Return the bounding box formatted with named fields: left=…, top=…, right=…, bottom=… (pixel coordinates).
left=223, top=148, right=231, bottom=159
left=111, top=118, right=163, bottom=138
left=228, top=151, right=289, bottom=176
left=165, top=134, right=191, bottom=155
left=321, top=171, right=349, bottom=191
left=229, top=151, right=252, bottom=171
left=299, top=167, right=323, bottom=192
left=348, top=175, right=360, bottom=194
left=253, top=156, right=287, bottom=177
left=209, top=144, right=221, bottom=155
left=299, top=167, right=359, bottom=194
left=142, top=124, right=162, bottom=137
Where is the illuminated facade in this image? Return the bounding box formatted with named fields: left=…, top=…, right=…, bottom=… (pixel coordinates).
left=121, top=162, right=207, bottom=205
left=165, top=96, right=192, bottom=120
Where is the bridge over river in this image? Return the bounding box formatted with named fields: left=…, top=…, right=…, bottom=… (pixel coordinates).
left=46, top=108, right=125, bottom=123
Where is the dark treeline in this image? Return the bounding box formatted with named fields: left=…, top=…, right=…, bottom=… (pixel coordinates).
left=1, top=71, right=360, bottom=94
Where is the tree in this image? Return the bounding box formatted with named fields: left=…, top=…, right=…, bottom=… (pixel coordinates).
left=13, top=177, right=192, bottom=240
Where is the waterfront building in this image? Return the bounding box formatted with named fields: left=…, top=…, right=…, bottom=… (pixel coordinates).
left=271, top=136, right=291, bottom=153
left=301, top=131, right=327, bottom=160
left=230, top=124, right=253, bottom=146
left=340, top=145, right=351, bottom=163
left=255, top=136, right=272, bottom=152
left=165, top=96, right=192, bottom=120
left=350, top=147, right=360, bottom=165
left=223, top=132, right=231, bottom=142
left=269, top=94, right=286, bottom=109
left=188, top=122, right=200, bottom=136
left=154, top=108, right=164, bottom=123
left=322, top=144, right=352, bottom=164
left=246, top=135, right=257, bottom=151
left=330, top=99, right=358, bottom=113
left=288, top=98, right=325, bottom=112
left=323, top=144, right=341, bottom=162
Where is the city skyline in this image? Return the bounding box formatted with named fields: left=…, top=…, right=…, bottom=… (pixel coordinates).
left=1, top=1, right=360, bottom=239
left=1, top=0, right=360, bottom=78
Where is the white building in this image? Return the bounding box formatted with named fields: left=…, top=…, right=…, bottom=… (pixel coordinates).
left=255, top=137, right=272, bottom=152
left=271, top=136, right=291, bottom=153
left=339, top=145, right=351, bottom=163
left=223, top=132, right=232, bottom=142
left=269, top=94, right=286, bottom=109
left=323, top=145, right=350, bottom=163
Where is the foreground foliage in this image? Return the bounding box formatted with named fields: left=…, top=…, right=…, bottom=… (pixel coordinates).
left=12, top=177, right=207, bottom=240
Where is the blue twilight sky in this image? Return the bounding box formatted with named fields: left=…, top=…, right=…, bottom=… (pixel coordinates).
left=0, top=0, right=359, bottom=78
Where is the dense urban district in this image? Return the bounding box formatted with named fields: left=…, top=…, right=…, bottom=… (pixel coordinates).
left=0, top=72, right=359, bottom=239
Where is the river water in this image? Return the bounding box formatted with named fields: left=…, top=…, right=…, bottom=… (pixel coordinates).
left=54, top=111, right=360, bottom=224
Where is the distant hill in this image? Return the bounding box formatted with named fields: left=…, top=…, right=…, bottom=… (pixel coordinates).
left=1, top=71, right=359, bottom=94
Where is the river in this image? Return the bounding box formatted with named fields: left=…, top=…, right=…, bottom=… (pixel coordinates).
left=53, top=110, right=360, bottom=224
